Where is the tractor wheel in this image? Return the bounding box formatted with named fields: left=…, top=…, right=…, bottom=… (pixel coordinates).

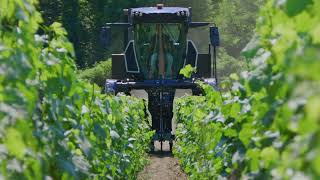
left=169, top=142, right=173, bottom=152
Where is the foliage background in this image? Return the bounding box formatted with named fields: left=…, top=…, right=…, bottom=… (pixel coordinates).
left=174, top=0, right=320, bottom=179
left=39, top=0, right=158, bottom=68
left=2, top=0, right=319, bottom=179
left=78, top=59, right=112, bottom=88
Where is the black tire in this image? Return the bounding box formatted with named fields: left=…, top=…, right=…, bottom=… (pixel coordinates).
left=169, top=142, right=173, bottom=152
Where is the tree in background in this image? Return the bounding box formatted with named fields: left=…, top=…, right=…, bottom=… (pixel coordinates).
left=165, top=0, right=259, bottom=81
left=211, top=0, right=259, bottom=81
left=166, top=0, right=259, bottom=56
left=166, top=0, right=214, bottom=53
left=39, top=0, right=157, bottom=68
left=166, top=0, right=214, bottom=21
left=212, top=0, right=260, bottom=57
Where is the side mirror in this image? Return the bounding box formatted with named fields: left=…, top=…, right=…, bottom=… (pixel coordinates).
left=210, top=26, right=220, bottom=47
left=100, top=26, right=111, bottom=48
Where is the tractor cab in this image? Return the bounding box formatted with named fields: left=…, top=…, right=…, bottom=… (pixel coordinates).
left=131, top=6, right=189, bottom=80
left=102, top=5, right=215, bottom=81
left=101, top=4, right=220, bottom=151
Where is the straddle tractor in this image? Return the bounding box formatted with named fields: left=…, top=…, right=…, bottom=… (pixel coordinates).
left=101, top=4, right=220, bottom=151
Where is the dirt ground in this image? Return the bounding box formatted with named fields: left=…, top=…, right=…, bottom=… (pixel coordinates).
left=134, top=90, right=190, bottom=180
left=138, top=141, right=188, bottom=180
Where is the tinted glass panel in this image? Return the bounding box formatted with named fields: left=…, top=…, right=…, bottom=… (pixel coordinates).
left=134, top=23, right=187, bottom=79
left=125, top=41, right=139, bottom=72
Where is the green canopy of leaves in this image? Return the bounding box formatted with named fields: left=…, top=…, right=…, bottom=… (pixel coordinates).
left=174, top=0, right=320, bottom=179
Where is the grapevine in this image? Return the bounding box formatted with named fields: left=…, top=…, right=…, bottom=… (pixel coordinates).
left=0, top=1, right=152, bottom=179
left=174, top=0, right=320, bottom=179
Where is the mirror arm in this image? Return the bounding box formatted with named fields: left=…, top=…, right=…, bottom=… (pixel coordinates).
left=189, top=22, right=210, bottom=28
left=209, top=25, right=220, bottom=85
left=106, top=23, right=131, bottom=28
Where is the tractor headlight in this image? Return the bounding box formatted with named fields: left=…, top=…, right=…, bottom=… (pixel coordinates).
left=180, top=11, right=185, bottom=16
left=133, top=11, right=141, bottom=17
left=176, top=12, right=181, bottom=16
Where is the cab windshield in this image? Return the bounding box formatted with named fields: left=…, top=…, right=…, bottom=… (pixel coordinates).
left=134, top=23, right=187, bottom=79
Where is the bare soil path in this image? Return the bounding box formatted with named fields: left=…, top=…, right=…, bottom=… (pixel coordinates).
left=138, top=141, right=188, bottom=180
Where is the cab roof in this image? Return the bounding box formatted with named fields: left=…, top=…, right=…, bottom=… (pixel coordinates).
left=131, top=7, right=189, bottom=15
left=130, top=7, right=190, bottom=23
